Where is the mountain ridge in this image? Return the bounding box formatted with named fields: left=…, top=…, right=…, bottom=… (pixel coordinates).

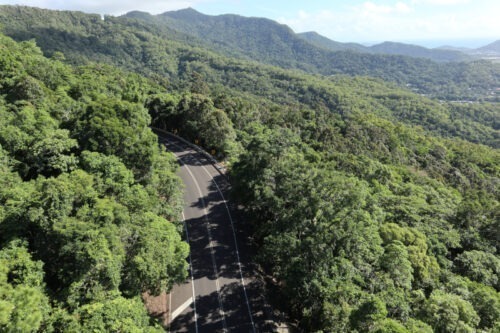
left=155, top=8, right=499, bottom=62
left=0, top=6, right=498, bottom=333
left=297, top=31, right=472, bottom=62
left=476, top=40, right=500, bottom=54
left=369, top=41, right=470, bottom=62
left=296, top=31, right=367, bottom=52
left=134, top=8, right=492, bottom=63
left=0, top=5, right=498, bottom=101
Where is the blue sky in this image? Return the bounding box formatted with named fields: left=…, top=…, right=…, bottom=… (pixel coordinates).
left=1, top=0, right=498, bottom=46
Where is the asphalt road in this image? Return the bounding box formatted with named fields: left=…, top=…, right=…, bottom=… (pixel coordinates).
left=157, top=133, right=276, bottom=333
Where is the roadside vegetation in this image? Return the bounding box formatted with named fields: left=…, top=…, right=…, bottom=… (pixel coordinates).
left=0, top=34, right=188, bottom=331
left=0, top=5, right=499, bottom=332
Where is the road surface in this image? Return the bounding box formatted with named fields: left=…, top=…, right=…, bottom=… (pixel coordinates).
left=157, top=132, right=276, bottom=333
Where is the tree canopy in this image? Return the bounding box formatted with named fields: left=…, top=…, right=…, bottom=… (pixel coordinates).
left=0, top=5, right=498, bottom=332
left=0, top=32, right=187, bottom=331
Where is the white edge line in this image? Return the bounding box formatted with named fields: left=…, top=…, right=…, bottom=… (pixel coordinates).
left=179, top=152, right=228, bottom=333
left=168, top=138, right=256, bottom=333
left=171, top=297, right=194, bottom=321
left=182, top=211, right=199, bottom=333
left=198, top=163, right=257, bottom=333
left=168, top=291, right=172, bottom=332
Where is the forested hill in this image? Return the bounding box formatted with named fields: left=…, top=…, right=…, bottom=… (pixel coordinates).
left=369, top=41, right=470, bottom=62
left=0, top=5, right=497, bottom=147
left=0, top=32, right=189, bottom=331
left=297, top=31, right=369, bottom=52
left=297, top=32, right=470, bottom=62
left=0, top=5, right=499, bottom=333
left=129, top=7, right=331, bottom=66
left=477, top=40, right=500, bottom=54
left=124, top=8, right=497, bottom=97
left=135, top=8, right=469, bottom=63
left=0, top=5, right=499, bottom=101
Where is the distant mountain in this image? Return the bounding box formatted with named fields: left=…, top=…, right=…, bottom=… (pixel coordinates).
left=438, top=40, right=500, bottom=59
left=300, top=32, right=500, bottom=61
left=124, top=8, right=470, bottom=64
left=124, top=10, right=155, bottom=21
left=298, top=33, right=470, bottom=62
left=130, top=8, right=325, bottom=68
left=436, top=45, right=473, bottom=53
left=476, top=40, right=500, bottom=54
left=0, top=5, right=498, bottom=101
left=300, top=32, right=473, bottom=62
left=297, top=31, right=367, bottom=52
left=122, top=8, right=311, bottom=66
left=369, top=41, right=470, bottom=62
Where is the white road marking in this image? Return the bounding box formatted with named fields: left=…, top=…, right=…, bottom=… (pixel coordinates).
left=167, top=138, right=256, bottom=332
left=182, top=211, right=199, bottom=333
left=168, top=290, right=172, bottom=332
left=178, top=153, right=228, bottom=333
left=198, top=163, right=257, bottom=333
left=171, top=297, right=194, bottom=321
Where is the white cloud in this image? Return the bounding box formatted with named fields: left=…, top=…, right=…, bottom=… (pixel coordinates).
left=395, top=2, right=413, bottom=12
left=360, top=1, right=413, bottom=15
left=411, top=0, right=470, bottom=5
left=1, top=0, right=498, bottom=44
left=278, top=3, right=414, bottom=42
left=277, top=0, right=499, bottom=43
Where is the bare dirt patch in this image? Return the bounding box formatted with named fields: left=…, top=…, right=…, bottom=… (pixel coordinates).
left=143, top=291, right=170, bottom=327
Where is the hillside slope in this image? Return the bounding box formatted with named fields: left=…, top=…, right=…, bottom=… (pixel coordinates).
left=0, top=32, right=188, bottom=331
left=0, top=5, right=498, bottom=101
left=476, top=40, right=500, bottom=55
left=370, top=41, right=470, bottom=62
left=0, top=5, right=498, bottom=146
left=148, top=8, right=470, bottom=63
left=297, top=31, right=367, bottom=52
left=298, top=32, right=470, bottom=62
left=0, top=6, right=498, bottom=333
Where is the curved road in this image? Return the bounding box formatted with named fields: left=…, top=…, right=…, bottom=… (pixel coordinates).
left=157, top=132, right=275, bottom=333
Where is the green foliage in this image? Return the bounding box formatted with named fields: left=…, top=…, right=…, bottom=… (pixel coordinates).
left=349, top=296, right=388, bottom=332
left=76, top=297, right=163, bottom=332
left=406, top=318, right=433, bottom=333
left=123, top=213, right=189, bottom=296
left=0, top=6, right=498, bottom=332
left=73, top=98, right=157, bottom=179
left=466, top=282, right=500, bottom=329
left=80, top=151, right=135, bottom=195
left=151, top=93, right=239, bottom=157
left=373, top=319, right=410, bottom=333
left=0, top=104, right=78, bottom=179
left=147, top=150, right=183, bottom=219
left=380, top=241, right=413, bottom=290
left=0, top=241, right=50, bottom=332
left=222, top=62, right=499, bottom=331
left=1, top=6, right=499, bottom=126
left=454, top=250, right=500, bottom=289
left=380, top=223, right=440, bottom=287
left=423, top=290, right=480, bottom=332
left=0, top=32, right=187, bottom=331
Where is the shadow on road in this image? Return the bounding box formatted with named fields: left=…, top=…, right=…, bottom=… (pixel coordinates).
left=170, top=280, right=278, bottom=333
left=160, top=134, right=283, bottom=332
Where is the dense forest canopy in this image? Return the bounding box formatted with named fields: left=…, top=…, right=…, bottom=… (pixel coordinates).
left=0, top=5, right=499, bottom=102
left=136, top=8, right=473, bottom=62
left=0, top=5, right=499, bottom=332
left=0, top=33, right=188, bottom=331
